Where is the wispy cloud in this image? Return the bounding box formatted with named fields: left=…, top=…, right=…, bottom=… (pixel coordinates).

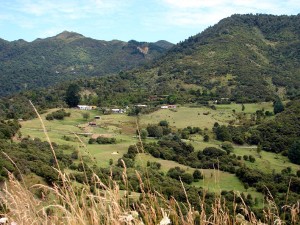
left=161, top=0, right=300, bottom=27
left=7, top=0, right=128, bottom=22
left=0, top=0, right=298, bottom=43
left=0, top=0, right=131, bottom=39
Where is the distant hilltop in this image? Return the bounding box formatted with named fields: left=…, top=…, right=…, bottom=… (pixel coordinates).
left=0, top=31, right=173, bottom=96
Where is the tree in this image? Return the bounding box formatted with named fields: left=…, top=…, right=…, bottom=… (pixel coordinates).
left=202, top=147, right=226, bottom=157
left=221, top=141, right=234, bottom=154
left=167, top=94, right=177, bottom=104
left=181, top=173, right=193, bottom=184
left=288, top=140, right=300, bottom=165
left=215, top=125, right=232, bottom=142
left=273, top=98, right=284, bottom=114
left=146, top=124, right=163, bottom=138
left=242, top=104, right=245, bottom=111
left=193, top=169, right=203, bottom=180
left=82, top=112, right=90, bottom=121
left=139, top=129, right=148, bottom=139
left=203, top=134, right=210, bottom=142
left=65, top=84, right=80, bottom=107
left=159, top=120, right=169, bottom=127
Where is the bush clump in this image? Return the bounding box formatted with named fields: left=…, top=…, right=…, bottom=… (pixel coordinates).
left=89, top=136, right=116, bottom=144
left=46, top=109, right=71, bottom=120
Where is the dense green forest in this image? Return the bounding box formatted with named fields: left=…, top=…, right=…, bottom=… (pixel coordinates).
left=0, top=31, right=173, bottom=96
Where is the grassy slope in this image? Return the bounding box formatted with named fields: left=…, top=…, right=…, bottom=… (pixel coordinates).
left=20, top=109, right=137, bottom=167
left=215, top=102, right=273, bottom=114
left=140, top=106, right=235, bottom=129
left=135, top=153, right=263, bottom=202
left=19, top=103, right=298, bottom=199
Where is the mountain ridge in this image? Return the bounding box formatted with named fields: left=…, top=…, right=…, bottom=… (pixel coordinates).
left=0, top=32, right=174, bottom=96
left=1, top=14, right=300, bottom=119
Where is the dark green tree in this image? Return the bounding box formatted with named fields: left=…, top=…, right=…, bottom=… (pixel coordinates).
left=288, top=140, right=300, bottom=165
left=193, top=169, right=203, bottom=180
left=65, top=84, right=80, bottom=107
left=167, top=94, right=177, bottom=104
left=215, top=125, right=232, bottom=142
left=203, top=134, right=210, bottom=142
left=273, top=98, right=284, bottom=114
left=146, top=124, right=163, bottom=138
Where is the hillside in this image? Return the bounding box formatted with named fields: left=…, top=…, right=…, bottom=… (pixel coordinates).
left=0, top=31, right=173, bottom=96
left=1, top=14, right=300, bottom=119
left=1, top=100, right=300, bottom=224
left=147, top=14, right=300, bottom=102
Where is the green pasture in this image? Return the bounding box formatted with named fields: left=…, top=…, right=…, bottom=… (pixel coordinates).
left=20, top=108, right=137, bottom=166
left=215, top=102, right=273, bottom=114
left=18, top=104, right=297, bottom=204
left=140, top=106, right=234, bottom=129
left=136, top=153, right=263, bottom=201
left=233, top=146, right=300, bottom=174
left=184, top=138, right=220, bottom=151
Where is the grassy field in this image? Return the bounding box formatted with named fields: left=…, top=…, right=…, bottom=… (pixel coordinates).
left=135, top=153, right=263, bottom=201
left=19, top=104, right=298, bottom=202
left=140, top=106, right=234, bottom=129
left=233, top=146, right=300, bottom=174
left=215, top=102, right=273, bottom=114
left=20, top=108, right=137, bottom=166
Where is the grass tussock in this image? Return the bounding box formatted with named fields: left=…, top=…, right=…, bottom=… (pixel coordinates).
left=1, top=164, right=299, bottom=225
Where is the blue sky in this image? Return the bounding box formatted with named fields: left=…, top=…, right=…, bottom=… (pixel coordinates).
left=1, top=0, right=299, bottom=44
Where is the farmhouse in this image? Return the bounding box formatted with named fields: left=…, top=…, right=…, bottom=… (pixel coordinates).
left=77, top=105, right=97, bottom=110
left=135, top=104, right=147, bottom=108
left=111, top=108, right=126, bottom=114
left=161, top=105, right=177, bottom=109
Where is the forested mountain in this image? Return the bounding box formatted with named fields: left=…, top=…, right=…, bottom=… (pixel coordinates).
left=1, top=14, right=300, bottom=119
left=0, top=31, right=173, bottom=96
left=147, top=13, right=300, bottom=102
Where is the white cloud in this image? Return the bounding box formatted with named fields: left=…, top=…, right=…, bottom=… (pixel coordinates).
left=13, top=0, right=127, bottom=19
left=162, top=0, right=228, bottom=8
left=160, top=0, right=300, bottom=27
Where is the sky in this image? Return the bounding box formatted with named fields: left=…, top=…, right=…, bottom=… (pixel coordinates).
left=0, top=0, right=299, bottom=44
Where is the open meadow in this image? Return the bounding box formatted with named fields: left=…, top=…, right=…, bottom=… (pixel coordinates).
left=19, top=103, right=299, bottom=201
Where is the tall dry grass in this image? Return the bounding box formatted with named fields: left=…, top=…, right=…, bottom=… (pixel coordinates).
left=1, top=169, right=299, bottom=225
left=0, top=103, right=299, bottom=224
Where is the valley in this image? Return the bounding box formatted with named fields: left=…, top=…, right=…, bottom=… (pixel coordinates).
left=18, top=103, right=299, bottom=207
left=1, top=13, right=300, bottom=224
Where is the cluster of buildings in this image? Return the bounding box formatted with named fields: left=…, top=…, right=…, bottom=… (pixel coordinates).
left=77, top=104, right=177, bottom=113
left=77, top=105, right=97, bottom=110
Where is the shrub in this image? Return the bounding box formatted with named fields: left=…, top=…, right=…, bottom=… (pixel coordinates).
left=193, top=169, right=203, bottom=180
left=221, top=141, right=234, bottom=154
left=288, top=140, right=300, bottom=165
left=202, top=147, right=226, bottom=157
left=146, top=124, right=163, bottom=138
left=159, top=120, right=169, bottom=127
left=88, top=137, right=116, bottom=144
left=46, top=109, right=70, bottom=120
left=249, top=155, right=256, bottom=163
left=243, top=155, right=249, bottom=161
left=203, top=134, right=210, bottom=142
